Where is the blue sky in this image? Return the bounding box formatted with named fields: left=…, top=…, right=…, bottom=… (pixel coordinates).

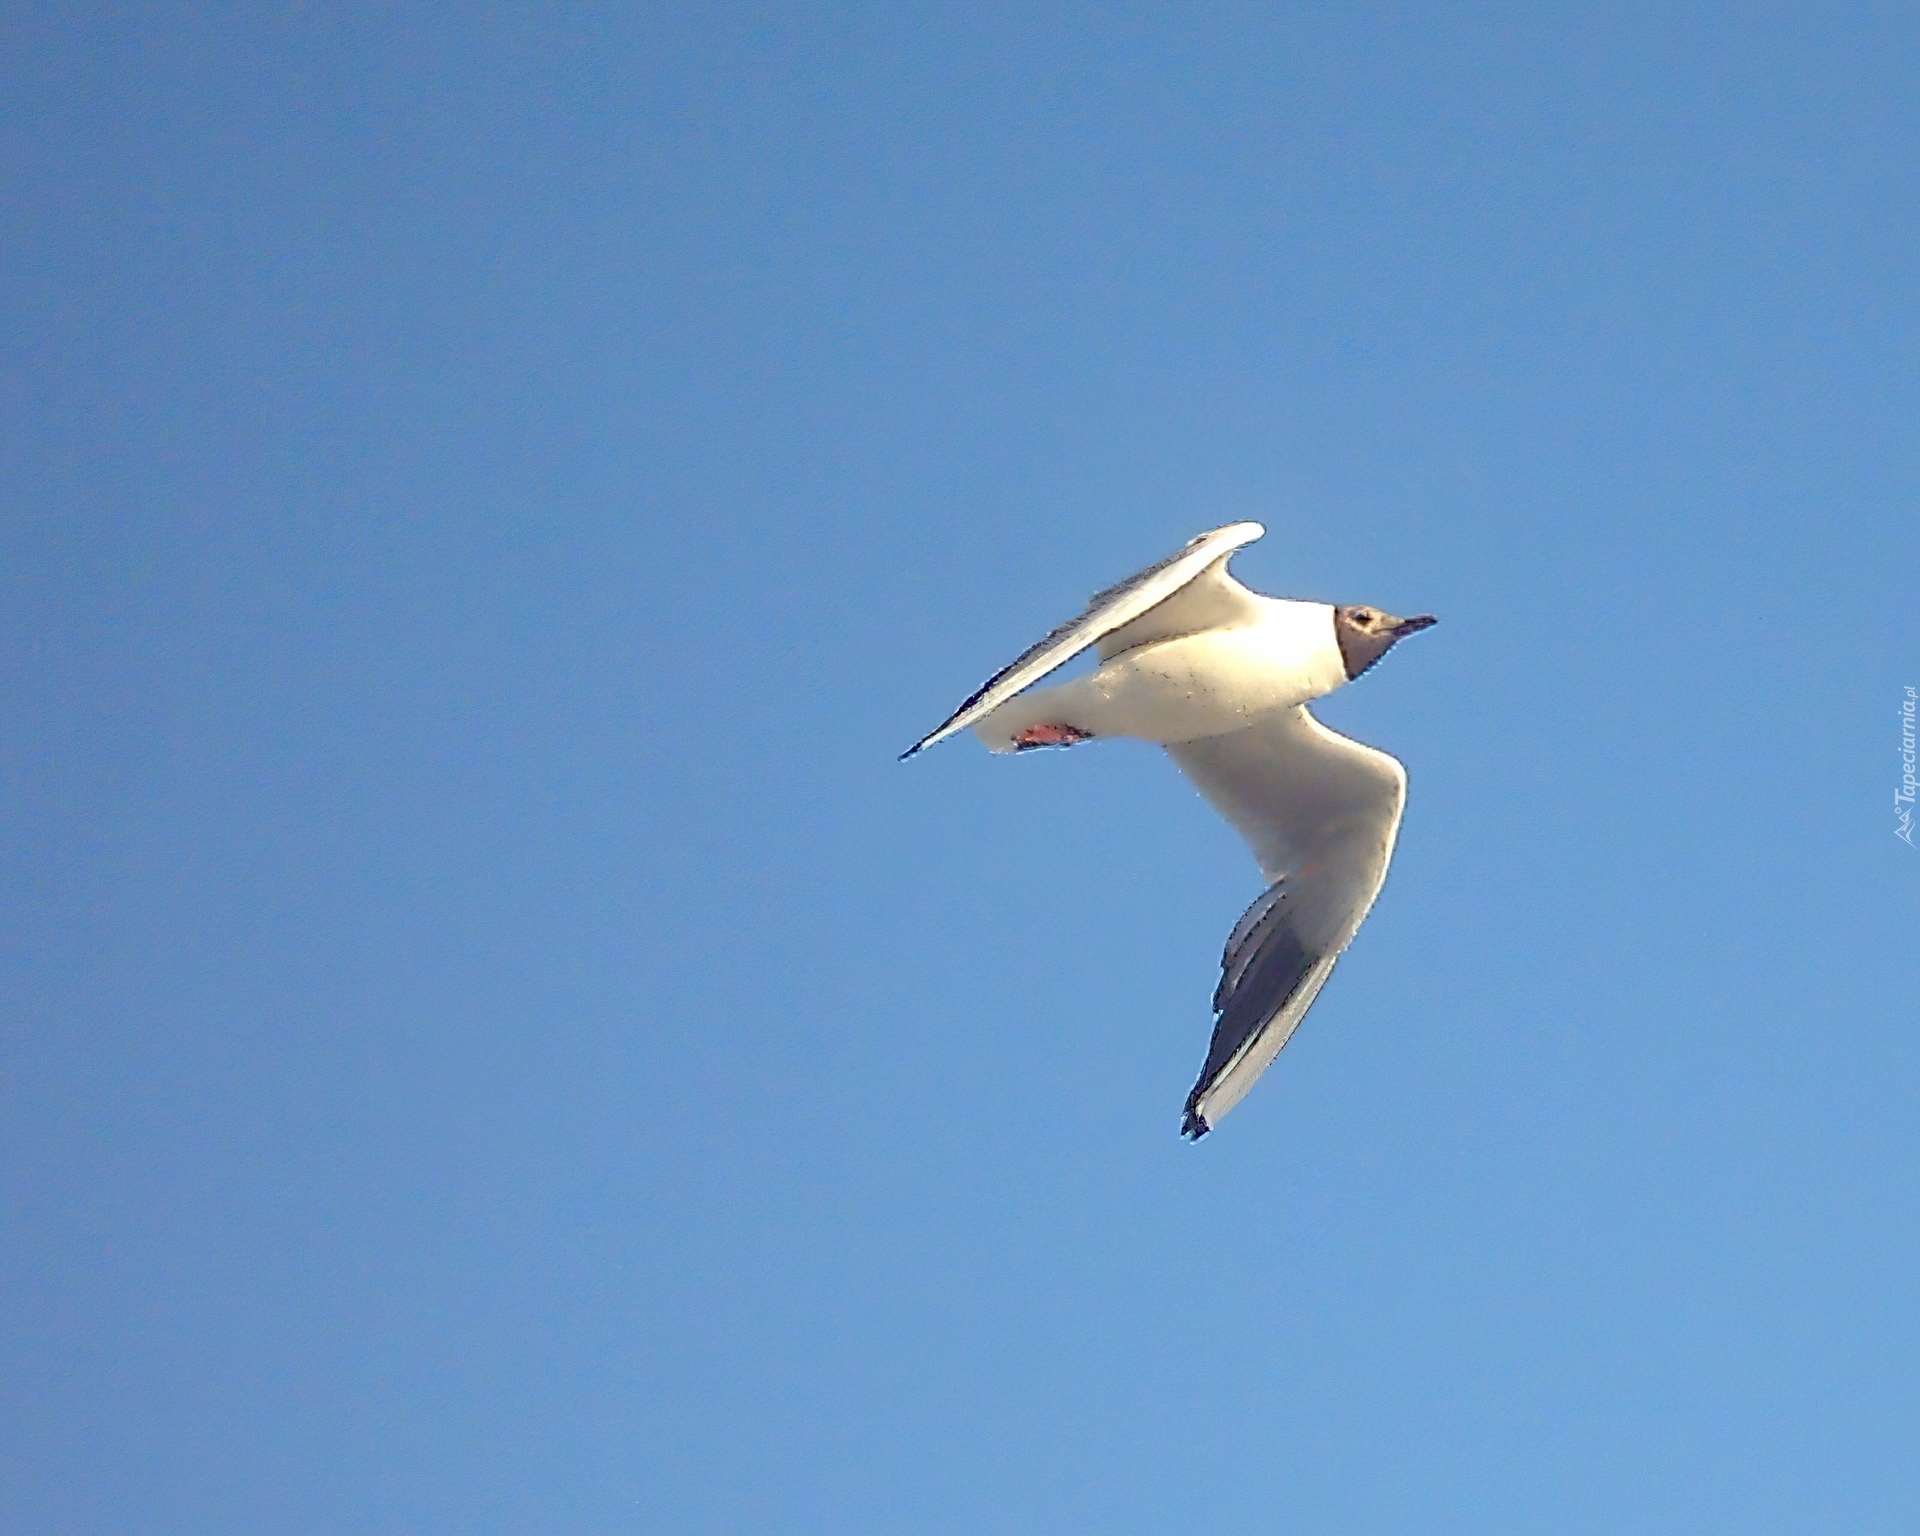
left=4, top=4, right=1917, bottom=1531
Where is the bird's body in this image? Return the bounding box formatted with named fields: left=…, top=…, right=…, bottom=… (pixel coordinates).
left=970, top=597, right=1347, bottom=752
left=904, top=522, right=1434, bottom=1139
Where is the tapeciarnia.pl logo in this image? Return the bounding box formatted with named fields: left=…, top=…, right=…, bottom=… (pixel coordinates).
left=1899, top=686, right=1916, bottom=846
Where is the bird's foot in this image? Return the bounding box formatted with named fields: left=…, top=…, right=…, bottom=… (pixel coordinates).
left=1012, top=723, right=1094, bottom=750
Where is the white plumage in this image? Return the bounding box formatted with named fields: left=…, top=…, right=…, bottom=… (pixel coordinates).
left=904, top=522, right=1434, bottom=1138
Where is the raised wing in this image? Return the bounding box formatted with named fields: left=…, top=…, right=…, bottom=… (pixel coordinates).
left=1164, top=706, right=1408, bottom=1137
left=900, top=522, right=1265, bottom=759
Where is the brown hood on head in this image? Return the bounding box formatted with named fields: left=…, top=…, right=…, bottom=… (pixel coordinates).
left=1334, top=606, right=1437, bottom=680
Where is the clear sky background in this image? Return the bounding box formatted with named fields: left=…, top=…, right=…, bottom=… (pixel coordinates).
left=5, top=4, right=1918, bottom=1532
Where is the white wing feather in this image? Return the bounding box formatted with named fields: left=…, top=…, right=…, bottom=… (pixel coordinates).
left=901, top=522, right=1264, bottom=759
left=1166, top=706, right=1407, bottom=1134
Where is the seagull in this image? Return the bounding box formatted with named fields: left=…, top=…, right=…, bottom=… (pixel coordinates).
left=902, top=522, right=1435, bottom=1139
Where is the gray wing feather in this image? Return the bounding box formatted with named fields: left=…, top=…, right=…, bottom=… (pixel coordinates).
left=1181, top=881, right=1339, bottom=1138
left=1213, top=880, right=1287, bottom=1011
left=900, top=522, right=1263, bottom=758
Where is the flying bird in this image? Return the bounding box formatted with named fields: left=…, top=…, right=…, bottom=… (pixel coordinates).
left=902, top=522, right=1435, bottom=1138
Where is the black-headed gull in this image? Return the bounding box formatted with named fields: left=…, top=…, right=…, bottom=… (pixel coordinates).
left=903, top=523, right=1435, bottom=1139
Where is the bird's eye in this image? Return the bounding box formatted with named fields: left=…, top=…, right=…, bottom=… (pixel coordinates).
left=1353, top=609, right=1372, bottom=623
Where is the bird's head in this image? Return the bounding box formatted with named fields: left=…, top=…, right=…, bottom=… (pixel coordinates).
left=1333, top=605, right=1436, bottom=681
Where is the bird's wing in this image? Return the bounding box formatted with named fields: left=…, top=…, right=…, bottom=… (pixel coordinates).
left=1164, top=705, right=1408, bottom=1137
left=900, top=521, right=1266, bottom=758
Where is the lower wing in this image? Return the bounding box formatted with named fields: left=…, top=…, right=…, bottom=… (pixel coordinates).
left=1165, top=706, right=1408, bottom=1137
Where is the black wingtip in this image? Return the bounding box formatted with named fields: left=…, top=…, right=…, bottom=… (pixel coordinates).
left=898, top=745, right=919, bottom=761
left=1180, top=1111, right=1210, bottom=1141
